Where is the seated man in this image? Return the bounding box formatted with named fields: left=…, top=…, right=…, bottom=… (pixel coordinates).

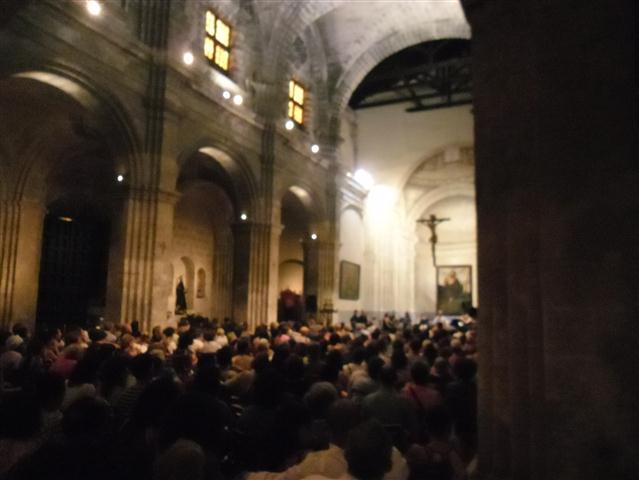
left=302, top=419, right=395, bottom=480
left=247, top=399, right=407, bottom=480
left=362, top=366, right=417, bottom=440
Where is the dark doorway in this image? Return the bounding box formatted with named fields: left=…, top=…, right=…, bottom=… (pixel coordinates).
left=36, top=211, right=110, bottom=328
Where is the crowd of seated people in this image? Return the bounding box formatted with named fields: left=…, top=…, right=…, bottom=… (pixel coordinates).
left=0, top=313, right=477, bottom=480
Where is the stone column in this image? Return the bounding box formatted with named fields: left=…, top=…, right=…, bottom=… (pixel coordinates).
left=0, top=198, right=45, bottom=329
left=105, top=187, right=177, bottom=332
left=232, top=221, right=277, bottom=331
left=302, top=239, right=319, bottom=314
left=463, top=1, right=639, bottom=479
left=267, top=222, right=283, bottom=325
left=212, top=227, right=234, bottom=321
left=316, top=240, right=337, bottom=314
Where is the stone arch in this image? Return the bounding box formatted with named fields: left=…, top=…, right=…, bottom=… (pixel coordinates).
left=328, top=27, right=470, bottom=138
left=276, top=183, right=327, bottom=235
left=0, top=67, right=141, bottom=328
left=407, top=184, right=476, bottom=227
left=6, top=67, right=141, bottom=196
left=177, top=142, right=259, bottom=219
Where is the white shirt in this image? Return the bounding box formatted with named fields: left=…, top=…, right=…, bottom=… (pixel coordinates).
left=247, top=444, right=407, bottom=480
left=200, top=340, right=222, bottom=354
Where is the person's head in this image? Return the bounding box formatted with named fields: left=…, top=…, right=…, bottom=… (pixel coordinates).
left=130, top=353, right=156, bottom=383
left=203, top=329, right=215, bottom=342
left=410, top=360, right=431, bottom=386
left=236, top=338, right=250, bottom=355
left=163, top=327, right=176, bottom=338
left=216, top=345, right=232, bottom=368
left=251, top=351, right=271, bottom=374
left=284, top=354, right=305, bottom=380
left=379, top=365, right=397, bottom=389
left=409, top=338, right=422, bottom=355
left=152, top=326, right=164, bottom=342
left=391, top=348, right=407, bottom=370
left=177, top=332, right=194, bottom=351
left=89, top=328, right=107, bottom=343
left=304, top=381, right=338, bottom=420
left=453, top=357, right=477, bottom=381
left=12, top=323, right=29, bottom=339
left=433, top=357, right=451, bottom=377
left=177, top=317, right=190, bottom=333
left=5, top=333, right=24, bottom=351
left=366, top=355, right=385, bottom=382
left=345, top=419, right=392, bottom=480
left=327, top=399, right=361, bottom=447
left=154, top=439, right=205, bottom=480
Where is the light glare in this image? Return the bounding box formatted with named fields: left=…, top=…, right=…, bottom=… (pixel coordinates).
left=86, top=0, right=102, bottom=16
left=285, top=119, right=295, bottom=130
left=222, top=90, right=231, bottom=100
left=182, top=51, right=194, bottom=65
left=116, top=174, right=124, bottom=183
left=233, top=94, right=243, bottom=105
left=310, top=233, right=318, bottom=240
left=354, top=169, right=374, bottom=190
left=240, top=213, right=248, bottom=221
left=311, top=144, right=320, bottom=154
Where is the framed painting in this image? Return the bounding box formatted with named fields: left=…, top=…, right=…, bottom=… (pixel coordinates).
left=339, top=261, right=360, bottom=300
left=436, top=265, right=472, bottom=315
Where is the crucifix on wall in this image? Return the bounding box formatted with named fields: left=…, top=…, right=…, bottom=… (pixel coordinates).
left=417, top=214, right=450, bottom=267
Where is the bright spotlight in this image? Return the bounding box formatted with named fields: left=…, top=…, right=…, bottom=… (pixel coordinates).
left=116, top=174, right=124, bottom=183
left=311, top=144, right=320, bottom=154
left=86, top=0, right=102, bottom=16
left=310, top=233, right=318, bottom=240
left=285, top=119, right=295, bottom=130
left=182, top=51, right=194, bottom=65
left=233, top=94, right=243, bottom=105
left=354, top=169, right=374, bottom=190
left=240, top=213, right=248, bottom=221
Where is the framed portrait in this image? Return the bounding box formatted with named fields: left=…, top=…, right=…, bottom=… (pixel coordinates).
left=339, top=261, right=360, bottom=300
left=436, top=265, right=472, bottom=315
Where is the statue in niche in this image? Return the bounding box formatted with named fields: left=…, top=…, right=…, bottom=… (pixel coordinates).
left=175, top=276, right=187, bottom=314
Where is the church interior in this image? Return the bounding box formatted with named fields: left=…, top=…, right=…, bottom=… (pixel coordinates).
left=0, top=1, right=637, bottom=479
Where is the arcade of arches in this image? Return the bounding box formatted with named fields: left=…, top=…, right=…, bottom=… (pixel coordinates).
left=1, top=1, right=638, bottom=479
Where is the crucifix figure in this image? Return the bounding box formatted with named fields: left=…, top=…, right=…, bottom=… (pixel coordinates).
left=417, top=214, right=450, bottom=266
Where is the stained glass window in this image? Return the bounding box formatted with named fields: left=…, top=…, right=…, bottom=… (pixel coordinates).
left=204, top=10, right=231, bottom=72
left=288, top=80, right=305, bottom=125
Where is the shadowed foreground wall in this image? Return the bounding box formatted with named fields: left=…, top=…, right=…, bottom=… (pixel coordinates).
left=465, top=1, right=639, bottom=479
